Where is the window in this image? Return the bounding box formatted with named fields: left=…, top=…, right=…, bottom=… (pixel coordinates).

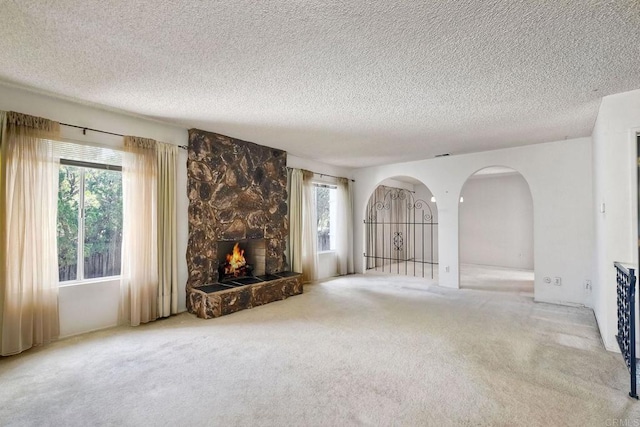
left=315, top=184, right=337, bottom=252
left=57, top=162, right=123, bottom=282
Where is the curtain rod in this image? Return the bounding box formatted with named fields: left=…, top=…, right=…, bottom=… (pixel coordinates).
left=287, top=166, right=355, bottom=182
left=60, top=122, right=188, bottom=150
left=381, top=184, right=415, bottom=193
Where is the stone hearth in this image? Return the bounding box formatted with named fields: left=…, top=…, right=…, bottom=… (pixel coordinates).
left=186, top=129, right=301, bottom=318
left=188, top=272, right=302, bottom=319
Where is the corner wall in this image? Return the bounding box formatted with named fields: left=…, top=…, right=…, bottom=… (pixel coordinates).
left=592, top=89, right=640, bottom=352
left=353, top=137, right=594, bottom=307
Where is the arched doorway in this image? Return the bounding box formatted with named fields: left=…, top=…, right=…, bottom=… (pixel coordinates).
left=458, top=166, right=534, bottom=295
left=364, top=177, right=438, bottom=279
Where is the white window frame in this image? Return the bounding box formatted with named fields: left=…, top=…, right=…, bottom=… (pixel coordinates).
left=314, top=182, right=337, bottom=254
left=58, top=159, right=123, bottom=285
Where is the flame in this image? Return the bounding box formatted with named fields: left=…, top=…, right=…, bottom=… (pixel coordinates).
left=225, top=242, right=246, bottom=276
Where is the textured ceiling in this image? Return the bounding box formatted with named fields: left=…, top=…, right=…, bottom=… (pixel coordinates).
left=1, top=1, right=640, bottom=168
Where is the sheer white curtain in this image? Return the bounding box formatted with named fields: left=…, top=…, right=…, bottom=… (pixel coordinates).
left=0, top=111, right=60, bottom=356
left=157, top=142, right=179, bottom=318
left=287, top=168, right=303, bottom=274
left=120, top=136, right=158, bottom=326
left=301, top=170, right=318, bottom=283
left=336, top=177, right=354, bottom=275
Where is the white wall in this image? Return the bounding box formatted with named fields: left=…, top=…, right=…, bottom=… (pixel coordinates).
left=459, top=173, right=534, bottom=269
left=0, top=83, right=189, bottom=337
left=592, top=89, right=640, bottom=352
left=58, top=279, right=120, bottom=338
left=318, top=252, right=338, bottom=280
left=353, top=137, right=594, bottom=307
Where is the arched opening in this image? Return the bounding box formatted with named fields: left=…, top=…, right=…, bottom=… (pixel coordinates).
left=364, top=177, right=438, bottom=280
left=458, top=166, right=534, bottom=295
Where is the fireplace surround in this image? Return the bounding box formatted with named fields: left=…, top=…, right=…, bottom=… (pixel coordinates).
left=186, top=129, right=302, bottom=319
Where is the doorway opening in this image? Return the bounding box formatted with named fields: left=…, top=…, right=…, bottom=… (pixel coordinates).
left=364, top=177, right=438, bottom=279
left=459, top=167, right=534, bottom=296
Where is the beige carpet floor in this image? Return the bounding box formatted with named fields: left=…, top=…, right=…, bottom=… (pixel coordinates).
left=366, top=262, right=534, bottom=296
left=1, top=273, right=638, bottom=426
left=460, top=264, right=534, bottom=296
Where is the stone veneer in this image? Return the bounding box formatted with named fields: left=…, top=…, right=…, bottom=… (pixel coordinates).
left=186, top=129, right=297, bottom=316
left=188, top=274, right=303, bottom=319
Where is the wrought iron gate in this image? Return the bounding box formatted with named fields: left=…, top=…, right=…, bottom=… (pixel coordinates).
left=364, top=186, right=438, bottom=278
left=615, top=262, right=639, bottom=399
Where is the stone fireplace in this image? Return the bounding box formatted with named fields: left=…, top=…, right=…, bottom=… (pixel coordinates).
left=186, top=129, right=302, bottom=318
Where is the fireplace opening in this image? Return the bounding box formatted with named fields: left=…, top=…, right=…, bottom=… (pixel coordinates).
left=221, top=242, right=252, bottom=278
left=217, top=239, right=266, bottom=281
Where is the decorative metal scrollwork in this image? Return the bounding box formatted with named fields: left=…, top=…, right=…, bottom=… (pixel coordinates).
left=366, top=187, right=434, bottom=221
left=393, top=232, right=403, bottom=251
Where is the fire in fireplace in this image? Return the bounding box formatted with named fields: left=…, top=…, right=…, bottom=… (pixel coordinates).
left=217, top=239, right=266, bottom=281
left=220, top=242, right=253, bottom=279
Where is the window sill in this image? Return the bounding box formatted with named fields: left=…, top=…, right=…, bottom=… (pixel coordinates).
left=318, top=250, right=336, bottom=255
left=58, top=276, right=121, bottom=288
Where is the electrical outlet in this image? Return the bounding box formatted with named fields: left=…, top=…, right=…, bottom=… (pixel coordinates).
left=554, top=277, right=562, bottom=286
left=445, top=266, right=450, bottom=273
left=585, top=280, right=592, bottom=291
left=544, top=277, right=551, bottom=284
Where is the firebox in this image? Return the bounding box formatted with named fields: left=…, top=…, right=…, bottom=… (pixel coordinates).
left=217, top=239, right=266, bottom=281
